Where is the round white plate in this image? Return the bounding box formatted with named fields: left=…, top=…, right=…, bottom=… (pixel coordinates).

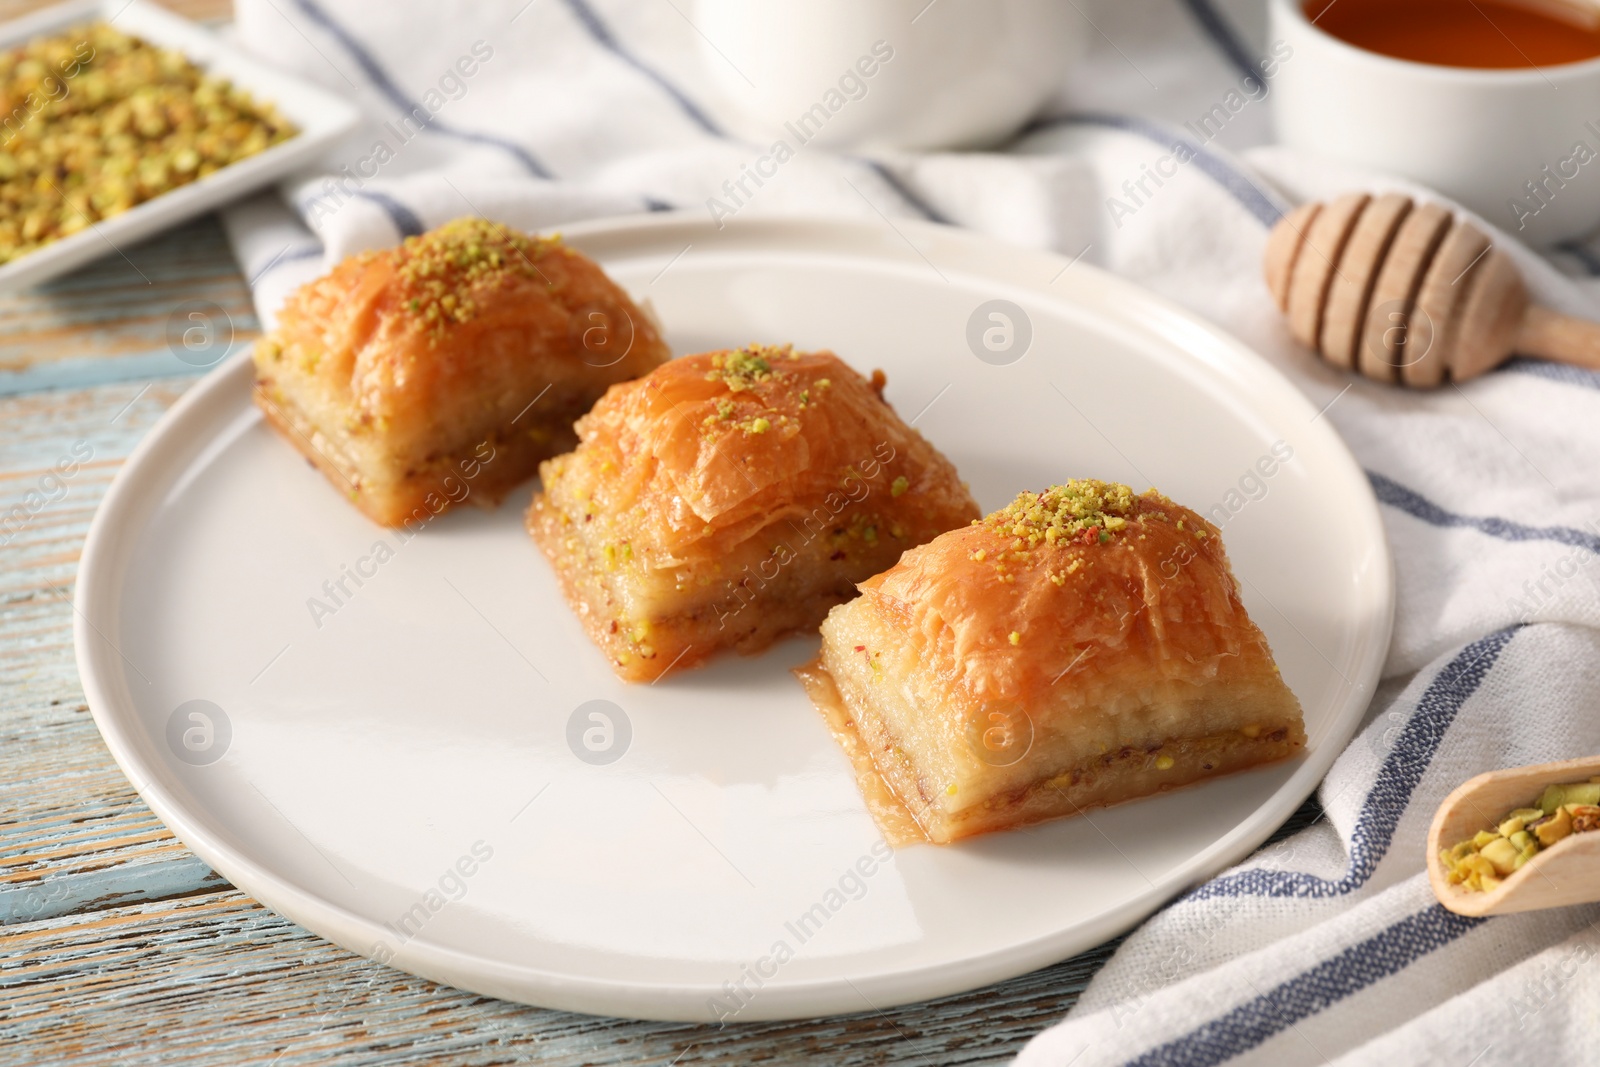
left=77, top=215, right=1393, bottom=1022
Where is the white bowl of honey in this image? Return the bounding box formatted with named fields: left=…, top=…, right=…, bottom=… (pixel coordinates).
left=1270, top=0, right=1600, bottom=245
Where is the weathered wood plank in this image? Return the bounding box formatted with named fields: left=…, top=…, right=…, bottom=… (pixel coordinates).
left=0, top=216, right=259, bottom=393
left=0, top=379, right=226, bottom=919
left=0, top=888, right=1106, bottom=1066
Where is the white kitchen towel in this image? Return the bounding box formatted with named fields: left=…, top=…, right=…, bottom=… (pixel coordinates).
left=219, top=1, right=1600, bottom=1063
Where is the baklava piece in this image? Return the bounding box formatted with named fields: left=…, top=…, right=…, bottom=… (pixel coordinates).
left=798, top=480, right=1307, bottom=845
left=528, top=345, right=980, bottom=681
left=253, top=217, right=669, bottom=526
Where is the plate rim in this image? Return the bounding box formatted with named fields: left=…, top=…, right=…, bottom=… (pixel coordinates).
left=74, top=210, right=1396, bottom=1021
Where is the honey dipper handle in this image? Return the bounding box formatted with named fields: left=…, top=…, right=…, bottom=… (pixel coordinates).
left=1515, top=305, right=1600, bottom=372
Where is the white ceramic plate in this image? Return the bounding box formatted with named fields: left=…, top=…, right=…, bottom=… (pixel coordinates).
left=0, top=0, right=357, bottom=292
left=76, top=215, right=1393, bottom=1022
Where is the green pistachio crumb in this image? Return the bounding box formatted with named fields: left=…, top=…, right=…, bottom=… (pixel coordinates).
left=392, top=217, right=556, bottom=337
left=707, top=344, right=788, bottom=391
left=983, top=479, right=1139, bottom=549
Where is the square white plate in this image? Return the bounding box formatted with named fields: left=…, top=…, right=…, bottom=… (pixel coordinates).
left=0, top=0, right=355, bottom=292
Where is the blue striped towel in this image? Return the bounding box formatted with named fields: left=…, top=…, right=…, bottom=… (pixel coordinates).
left=223, top=1, right=1600, bottom=1062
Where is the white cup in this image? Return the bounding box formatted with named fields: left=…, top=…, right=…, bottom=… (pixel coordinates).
left=1269, top=0, right=1600, bottom=245
left=691, top=0, right=1083, bottom=152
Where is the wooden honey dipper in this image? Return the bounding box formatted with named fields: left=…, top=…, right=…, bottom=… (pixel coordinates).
left=1263, top=191, right=1600, bottom=387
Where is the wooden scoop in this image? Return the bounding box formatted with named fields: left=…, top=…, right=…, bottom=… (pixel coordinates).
left=1263, top=192, right=1600, bottom=387
left=1428, top=755, right=1600, bottom=917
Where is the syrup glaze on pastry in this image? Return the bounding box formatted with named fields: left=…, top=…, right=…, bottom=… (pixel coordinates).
left=528, top=345, right=981, bottom=681
left=798, top=480, right=1307, bottom=845
left=253, top=217, right=669, bottom=527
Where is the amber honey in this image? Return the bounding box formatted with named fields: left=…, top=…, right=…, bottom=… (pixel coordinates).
left=1305, top=0, right=1600, bottom=68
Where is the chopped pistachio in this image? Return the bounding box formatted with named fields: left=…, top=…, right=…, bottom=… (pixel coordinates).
left=706, top=345, right=787, bottom=391
left=1444, top=779, right=1600, bottom=892
left=1499, top=810, right=1539, bottom=837
left=1479, top=837, right=1520, bottom=876
left=1533, top=805, right=1572, bottom=846
left=392, top=218, right=556, bottom=337
left=0, top=21, right=296, bottom=266
left=981, top=480, right=1139, bottom=549
left=1538, top=782, right=1600, bottom=814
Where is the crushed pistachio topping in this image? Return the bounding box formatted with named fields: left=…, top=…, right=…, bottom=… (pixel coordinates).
left=1008, top=631, right=1021, bottom=646
left=702, top=400, right=736, bottom=427
left=706, top=344, right=792, bottom=391
left=984, top=480, right=1140, bottom=549
left=391, top=217, right=555, bottom=334
left=0, top=22, right=297, bottom=265
left=1441, top=778, right=1600, bottom=893
left=696, top=345, right=826, bottom=439
left=891, top=476, right=909, bottom=497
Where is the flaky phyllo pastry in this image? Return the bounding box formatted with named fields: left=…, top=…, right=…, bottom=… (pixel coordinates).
left=528, top=345, right=980, bottom=681
left=253, top=217, right=669, bottom=526
left=797, top=480, right=1306, bottom=845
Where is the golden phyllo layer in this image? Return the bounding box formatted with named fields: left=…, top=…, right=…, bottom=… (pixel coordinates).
left=799, top=480, right=1307, bottom=845
left=253, top=217, right=669, bottom=527
left=529, top=345, right=980, bottom=681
